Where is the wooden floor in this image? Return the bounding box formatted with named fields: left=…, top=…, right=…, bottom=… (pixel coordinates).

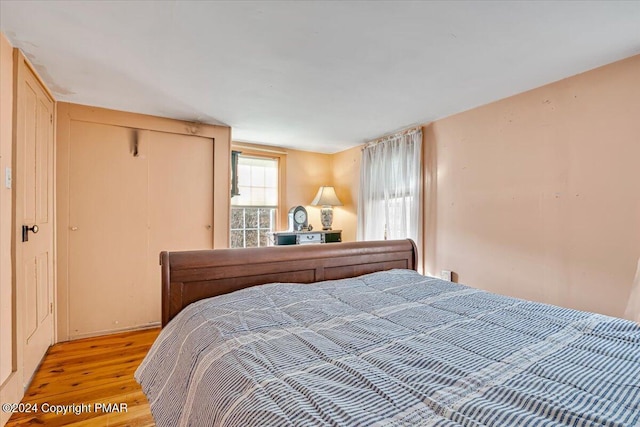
left=6, top=328, right=160, bottom=426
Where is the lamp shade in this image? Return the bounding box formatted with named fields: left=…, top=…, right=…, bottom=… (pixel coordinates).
left=311, top=186, right=343, bottom=206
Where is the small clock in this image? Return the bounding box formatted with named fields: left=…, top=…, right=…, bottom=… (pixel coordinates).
left=288, top=206, right=308, bottom=231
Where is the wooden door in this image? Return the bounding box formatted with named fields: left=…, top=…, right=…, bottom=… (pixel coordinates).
left=148, top=130, right=213, bottom=251
left=14, top=53, right=55, bottom=385
left=68, top=122, right=148, bottom=338
left=67, top=124, right=213, bottom=338
left=147, top=130, right=214, bottom=322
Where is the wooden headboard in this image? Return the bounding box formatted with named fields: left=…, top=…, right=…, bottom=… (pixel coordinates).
left=161, top=239, right=418, bottom=326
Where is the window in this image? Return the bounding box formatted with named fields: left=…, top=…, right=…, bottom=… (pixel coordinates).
left=230, top=154, right=279, bottom=248
left=357, top=128, right=422, bottom=245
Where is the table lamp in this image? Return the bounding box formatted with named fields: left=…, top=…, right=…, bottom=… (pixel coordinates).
left=311, top=186, right=343, bottom=230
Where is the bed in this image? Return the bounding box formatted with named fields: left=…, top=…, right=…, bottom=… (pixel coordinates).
left=136, top=240, right=640, bottom=426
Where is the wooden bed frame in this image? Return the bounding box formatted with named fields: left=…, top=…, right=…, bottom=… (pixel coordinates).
left=160, top=239, right=418, bottom=326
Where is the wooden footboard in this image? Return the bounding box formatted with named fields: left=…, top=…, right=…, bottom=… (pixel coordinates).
left=160, top=239, right=418, bottom=326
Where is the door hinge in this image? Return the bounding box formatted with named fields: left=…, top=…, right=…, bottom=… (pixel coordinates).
left=50, top=114, right=53, bottom=124
left=50, top=302, right=53, bottom=313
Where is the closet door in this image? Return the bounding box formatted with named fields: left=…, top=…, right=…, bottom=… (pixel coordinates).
left=67, top=123, right=214, bottom=338
left=68, top=122, right=148, bottom=338
left=145, top=130, right=214, bottom=325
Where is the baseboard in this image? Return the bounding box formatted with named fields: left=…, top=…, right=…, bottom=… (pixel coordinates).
left=0, top=372, right=22, bottom=427
left=62, top=322, right=161, bottom=342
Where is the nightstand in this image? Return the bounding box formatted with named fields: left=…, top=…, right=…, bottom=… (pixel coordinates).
left=269, top=230, right=342, bottom=246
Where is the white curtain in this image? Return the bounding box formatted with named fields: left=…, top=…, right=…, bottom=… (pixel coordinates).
left=357, top=128, right=422, bottom=249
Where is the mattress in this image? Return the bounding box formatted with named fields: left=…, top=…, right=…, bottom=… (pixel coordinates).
left=135, top=269, right=640, bottom=426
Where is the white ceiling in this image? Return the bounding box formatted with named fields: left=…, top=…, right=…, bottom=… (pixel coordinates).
left=1, top=1, right=639, bottom=153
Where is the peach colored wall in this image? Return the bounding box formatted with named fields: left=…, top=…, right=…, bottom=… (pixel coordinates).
left=0, top=32, right=14, bottom=403
left=424, top=55, right=640, bottom=318
left=331, top=145, right=362, bottom=242
left=285, top=148, right=333, bottom=232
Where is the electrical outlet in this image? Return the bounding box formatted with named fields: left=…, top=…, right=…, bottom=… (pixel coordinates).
left=441, top=270, right=452, bottom=281
left=5, top=167, right=11, bottom=189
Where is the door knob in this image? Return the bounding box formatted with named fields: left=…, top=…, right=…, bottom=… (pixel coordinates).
left=22, top=224, right=39, bottom=242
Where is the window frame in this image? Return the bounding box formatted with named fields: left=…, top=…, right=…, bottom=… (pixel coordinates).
left=229, top=144, right=287, bottom=246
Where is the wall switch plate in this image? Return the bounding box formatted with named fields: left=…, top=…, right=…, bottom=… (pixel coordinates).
left=5, top=167, right=11, bottom=189
left=441, top=270, right=452, bottom=281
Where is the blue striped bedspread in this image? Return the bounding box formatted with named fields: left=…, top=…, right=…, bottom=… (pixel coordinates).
left=135, top=269, right=640, bottom=426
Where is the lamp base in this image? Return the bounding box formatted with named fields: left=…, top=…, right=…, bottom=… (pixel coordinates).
left=320, top=206, right=333, bottom=231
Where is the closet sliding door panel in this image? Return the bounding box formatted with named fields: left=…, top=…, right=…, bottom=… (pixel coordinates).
left=68, top=121, right=148, bottom=338
left=67, top=122, right=214, bottom=339
left=146, top=131, right=214, bottom=325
